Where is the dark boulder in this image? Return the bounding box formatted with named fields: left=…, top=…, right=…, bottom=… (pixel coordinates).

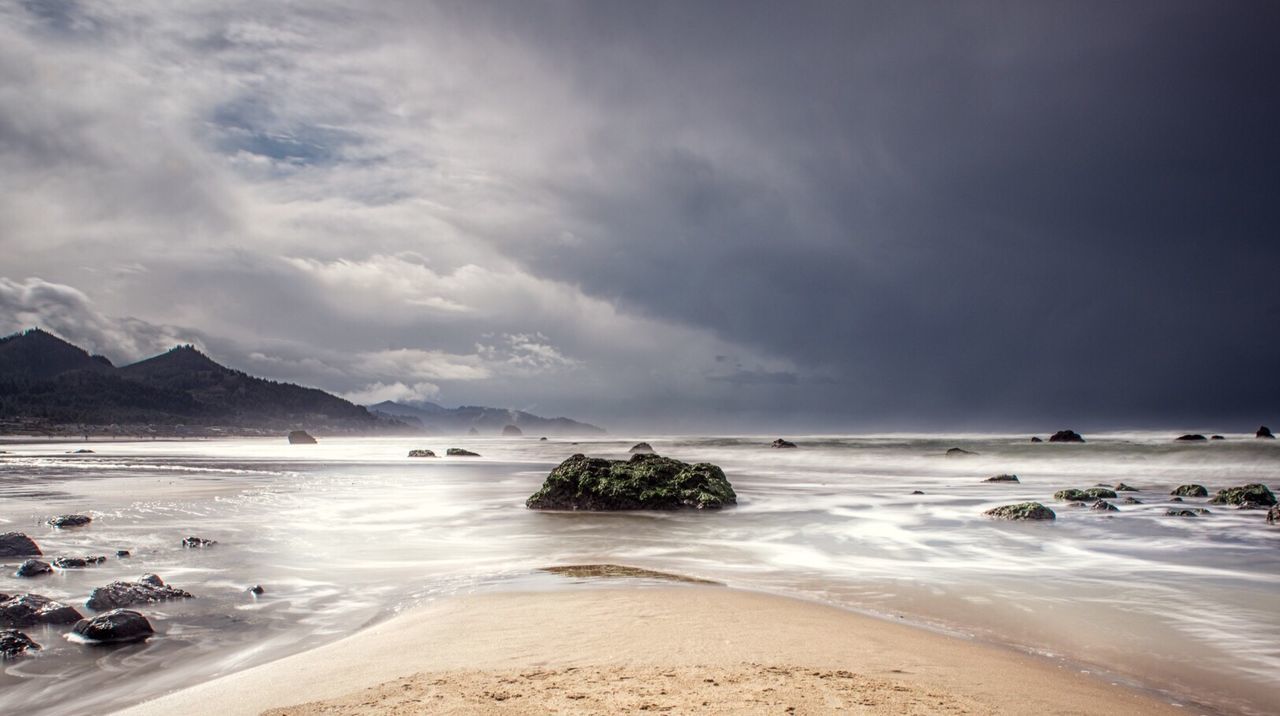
left=1170, top=496, right=1183, bottom=503
left=1048, top=430, right=1085, bottom=443
left=1054, top=488, right=1117, bottom=501
left=1122, top=497, right=1143, bottom=504
left=540, top=437, right=548, bottom=441
left=407, top=449, right=436, bottom=458
left=983, top=474, right=1019, bottom=483
left=1167, top=508, right=1210, bottom=517
left=0, top=533, right=41, bottom=558
left=984, top=502, right=1055, bottom=521
left=910, top=490, right=925, bottom=495
left=527, top=453, right=736, bottom=511
left=1113, top=483, right=1138, bottom=492
left=1257, top=426, right=1274, bottom=439
left=287, top=430, right=317, bottom=444
left=771, top=438, right=798, bottom=449
left=1267, top=505, right=1279, bottom=525
left=0, top=630, right=40, bottom=658
left=446, top=448, right=480, bottom=457
left=247, top=585, right=265, bottom=595
left=115, top=550, right=131, bottom=558
left=945, top=447, right=976, bottom=457
left=629, top=442, right=656, bottom=454
left=502, top=424, right=523, bottom=436
left=1171, top=484, right=1208, bottom=497
left=70, top=449, right=94, bottom=454
left=1090, top=499, right=1119, bottom=512
left=1030, top=437, right=1043, bottom=443
left=52, top=556, right=107, bottom=569
left=1175, top=434, right=1207, bottom=442
left=71, top=609, right=154, bottom=645
left=0, top=594, right=82, bottom=627
left=48, top=514, right=92, bottom=528
left=1208, top=484, right=1277, bottom=508
left=1211, top=435, right=1225, bottom=440
left=15, top=560, right=51, bottom=578
left=181, top=536, right=216, bottom=548
left=86, top=574, right=193, bottom=611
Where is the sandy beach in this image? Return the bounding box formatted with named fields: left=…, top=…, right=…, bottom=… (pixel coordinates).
left=117, top=583, right=1186, bottom=716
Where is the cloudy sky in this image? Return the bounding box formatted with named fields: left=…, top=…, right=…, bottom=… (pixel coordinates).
left=2, top=1, right=1277, bottom=431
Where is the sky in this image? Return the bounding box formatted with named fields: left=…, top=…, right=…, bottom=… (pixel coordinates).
left=1, top=1, right=1278, bottom=432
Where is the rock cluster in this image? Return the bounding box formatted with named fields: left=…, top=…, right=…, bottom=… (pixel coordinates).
left=527, top=453, right=736, bottom=511
left=1054, top=488, right=1116, bottom=501
left=181, top=536, right=216, bottom=548
left=52, top=556, right=107, bottom=569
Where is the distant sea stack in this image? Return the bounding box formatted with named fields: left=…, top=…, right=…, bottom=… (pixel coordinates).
left=1258, top=426, right=1275, bottom=439
left=502, top=424, right=523, bottom=436
left=288, top=430, right=317, bottom=444
left=1176, top=434, right=1207, bottom=442
left=629, top=442, right=655, bottom=454
left=771, top=438, right=797, bottom=449
left=1048, top=430, right=1085, bottom=443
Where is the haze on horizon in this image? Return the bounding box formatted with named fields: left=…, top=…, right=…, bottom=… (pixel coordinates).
left=1, top=1, right=1277, bottom=433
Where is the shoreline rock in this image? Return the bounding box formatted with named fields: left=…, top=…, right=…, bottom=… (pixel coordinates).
left=1175, top=434, right=1207, bottom=442
left=1257, top=425, right=1274, bottom=439
left=945, top=447, right=976, bottom=457
left=446, top=448, right=480, bottom=457
left=1054, top=488, right=1117, bottom=501
left=0, top=594, right=82, bottom=628
left=181, top=536, right=216, bottom=548
left=0, top=533, right=41, bottom=558
left=1207, top=484, right=1276, bottom=508
left=407, top=449, right=436, bottom=458
left=1171, top=484, right=1208, bottom=497
left=15, top=560, right=52, bottom=578
left=86, top=574, right=194, bottom=611
left=0, top=630, right=40, bottom=658
left=771, top=438, right=798, bottom=449
left=48, top=514, right=92, bottom=528
left=628, top=442, right=655, bottom=454
left=984, top=502, right=1055, bottom=521
left=52, top=556, right=107, bottom=569
left=983, top=474, right=1020, bottom=483
left=72, top=609, right=154, bottom=644
left=527, top=453, right=736, bottom=511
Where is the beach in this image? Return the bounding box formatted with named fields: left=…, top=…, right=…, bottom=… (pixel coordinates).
left=0, top=435, right=1275, bottom=715
left=120, top=585, right=1182, bottom=715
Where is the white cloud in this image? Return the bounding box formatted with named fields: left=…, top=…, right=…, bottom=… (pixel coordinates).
left=341, top=381, right=439, bottom=405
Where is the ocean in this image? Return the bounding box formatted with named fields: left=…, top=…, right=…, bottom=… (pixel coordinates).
left=1, top=434, right=1276, bottom=715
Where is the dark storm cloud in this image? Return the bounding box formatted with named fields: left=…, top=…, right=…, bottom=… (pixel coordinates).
left=2, top=1, right=1276, bottom=430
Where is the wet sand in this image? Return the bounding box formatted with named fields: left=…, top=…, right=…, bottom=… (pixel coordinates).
left=118, top=586, right=1186, bottom=715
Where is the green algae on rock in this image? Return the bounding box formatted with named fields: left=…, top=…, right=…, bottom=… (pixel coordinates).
left=527, top=453, right=736, bottom=511
left=1053, top=488, right=1117, bottom=501
left=984, top=502, right=1055, bottom=521
left=1208, top=483, right=1276, bottom=508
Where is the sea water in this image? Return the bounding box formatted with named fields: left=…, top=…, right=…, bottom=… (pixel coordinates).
left=0, top=434, right=1276, bottom=715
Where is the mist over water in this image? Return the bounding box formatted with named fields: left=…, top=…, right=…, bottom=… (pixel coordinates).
left=1, top=435, right=1277, bottom=715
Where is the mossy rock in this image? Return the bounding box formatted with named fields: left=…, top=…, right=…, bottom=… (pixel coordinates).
left=1171, top=484, right=1208, bottom=497
left=1113, top=483, right=1138, bottom=492
left=1207, top=483, right=1276, bottom=508
left=984, top=502, right=1055, bottom=521
left=1090, top=499, right=1119, bottom=512
left=1054, top=488, right=1116, bottom=501
left=526, top=453, right=736, bottom=511
left=984, top=474, right=1020, bottom=483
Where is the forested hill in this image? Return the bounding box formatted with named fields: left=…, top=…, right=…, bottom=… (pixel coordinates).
left=0, top=328, right=393, bottom=433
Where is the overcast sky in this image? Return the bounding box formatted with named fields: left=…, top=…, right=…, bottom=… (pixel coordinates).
left=2, top=1, right=1277, bottom=432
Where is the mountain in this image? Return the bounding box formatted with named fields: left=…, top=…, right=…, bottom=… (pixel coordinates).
left=369, top=400, right=605, bottom=435
left=0, top=329, right=392, bottom=434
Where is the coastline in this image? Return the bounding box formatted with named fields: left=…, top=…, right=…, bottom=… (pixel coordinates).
left=116, top=585, right=1187, bottom=716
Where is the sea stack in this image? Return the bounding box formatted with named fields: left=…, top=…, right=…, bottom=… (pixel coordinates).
left=288, top=430, right=317, bottom=444
left=502, top=424, right=523, bottom=436
left=1258, top=425, right=1275, bottom=439
left=1048, top=430, right=1085, bottom=443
